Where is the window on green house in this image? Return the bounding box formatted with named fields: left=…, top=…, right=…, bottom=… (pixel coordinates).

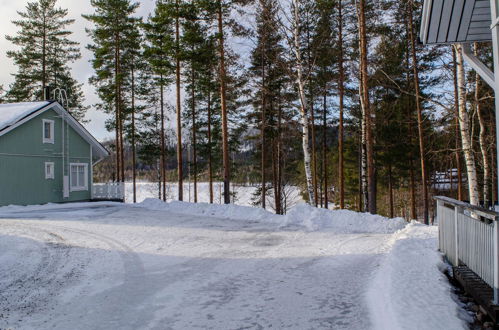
left=43, top=119, right=54, bottom=144
left=70, top=163, right=88, bottom=191
left=45, top=162, right=54, bottom=179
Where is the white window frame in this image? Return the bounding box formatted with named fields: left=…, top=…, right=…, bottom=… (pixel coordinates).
left=69, top=163, right=88, bottom=192
left=42, top=119, right=54, bottom=144
left=45, top=162, right=54, bottom=179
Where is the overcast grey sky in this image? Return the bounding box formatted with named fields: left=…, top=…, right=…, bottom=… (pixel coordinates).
left=0, top=0, right=156, bottom=141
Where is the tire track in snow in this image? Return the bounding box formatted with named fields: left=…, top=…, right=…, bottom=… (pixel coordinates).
left=0, top=222, right=76, bottom=328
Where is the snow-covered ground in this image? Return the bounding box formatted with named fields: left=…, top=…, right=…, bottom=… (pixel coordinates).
left=0, top=201, right=468, bottom=329
left=124, top=182, right=304, bottom=211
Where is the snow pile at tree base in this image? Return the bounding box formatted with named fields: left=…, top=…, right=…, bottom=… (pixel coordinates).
left=137, top=199, right=406, bottom=234
left=284, top=204, right=407, bottom=234
left=367, top=223, right=469, bottom=330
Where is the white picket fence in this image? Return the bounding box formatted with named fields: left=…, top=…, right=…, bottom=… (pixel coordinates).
left=92, top=182, right=125, bottom=201
left=435, top=196, right=499, bottom=304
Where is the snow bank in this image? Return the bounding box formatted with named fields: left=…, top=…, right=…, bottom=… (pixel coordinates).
left=136, top=198, right=281, bottom=223
left=136, top=199, right=406, bottom=234
left=284, top=204, right=407, bottom=234
left=367, top=223, right=468, bottom=330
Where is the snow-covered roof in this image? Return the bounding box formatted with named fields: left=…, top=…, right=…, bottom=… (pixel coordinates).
left=0, top=101, right=109, bottom=161
left=0, top=101, right=52, bottom=131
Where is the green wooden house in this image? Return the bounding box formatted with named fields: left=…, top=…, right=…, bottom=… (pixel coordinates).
left=0, top=101, right=116, bottom=207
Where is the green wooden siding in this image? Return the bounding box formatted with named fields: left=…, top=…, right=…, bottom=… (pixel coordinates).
left=0, top=108, right=93, bottom=206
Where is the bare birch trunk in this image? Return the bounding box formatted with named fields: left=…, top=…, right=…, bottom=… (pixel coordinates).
left=454, top=44, right=480, bottom=206
left=291, top=0, right=315, bottom=206
left=452, top=48, right=464, bottom=201
left=474, top=44, right=490, bottom=207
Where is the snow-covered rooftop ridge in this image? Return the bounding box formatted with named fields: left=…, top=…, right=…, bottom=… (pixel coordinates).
left=0, top=101, right=51, bottom=131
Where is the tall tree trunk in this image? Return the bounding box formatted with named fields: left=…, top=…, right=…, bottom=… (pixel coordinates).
left=176, top=0, right=183, bottom=201
left=359, top=80, right=368, bottom=211
left=131, top=65, right=137, bottom=203
left=207, top=81, right=214, bottom=204
left=261, top=49, right=267, bottom=209
left=358, top=0, right=375, bottom=213
left=388, top=162, right=394, bottom=218
left=474, top=44, right=490, bottom=207
left=322, top=91, right=328, bottom=209
left=160, top=76, right=166, bottom=201
left=454, top=44, right=480, bottom=206
left=311, top=99, right=319, bottom=206
left=338, top=0, right=345, bottom=209
left=42, top=14, right=47, bottom=94
left=276, top=88, right=283, bottom=214
left=218, top=0, right=230, bottom=204
left=191, top=64, right=198, bottom=203
left=452, top=48, right=464, bottom=201
left=408, top=1, right=429, bottom=223
left=114, top=37, right=120, bottom=183
left=291, top=0, right=315, bottom=206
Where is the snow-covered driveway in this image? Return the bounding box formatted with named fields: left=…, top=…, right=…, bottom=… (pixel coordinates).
left=0, top=202, right=393, bottom=330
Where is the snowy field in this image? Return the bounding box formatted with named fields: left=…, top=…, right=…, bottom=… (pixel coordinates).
left=124, top=182, right=304, bottom=211
left=0, top=200, right=469, bottom=329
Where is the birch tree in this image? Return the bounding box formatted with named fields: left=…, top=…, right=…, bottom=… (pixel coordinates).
left=454, top=44, right=480, bottom=206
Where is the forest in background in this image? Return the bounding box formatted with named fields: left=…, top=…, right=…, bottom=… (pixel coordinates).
left=1, top=0, right=497, bottom=223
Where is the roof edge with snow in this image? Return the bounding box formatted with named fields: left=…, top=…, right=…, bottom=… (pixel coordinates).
left=0, top=101, right=109, bottom=161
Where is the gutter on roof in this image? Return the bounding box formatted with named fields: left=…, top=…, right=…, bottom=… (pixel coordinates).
left=420, top=0, right=433, bottom=44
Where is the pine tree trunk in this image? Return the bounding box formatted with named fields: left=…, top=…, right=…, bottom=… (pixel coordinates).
left=408, top=1, right=429, bottom=223
left=261, top=49, right=267, bottom=209
left=160, top=77, right=167, bottom=201
left=358, top=0, right=375, bottom=214
left=291, top=0, right=315, bottom=206
left=388, top=162, right=394, bottom=218
left=207, top=83, right=214, bottom=204
left=42, top=14, right=47, bottom=95
left=322, top=91, right=328, bottom=209
left=218, top=0, right=231, bottom=204
left=311, top=99, right=319, bottom=207
left=452, top=48, right=464, bottom=201
left=272, top=131, right=278, bottom=213
left=276, top=89, right=283, bottom=214
left=359, top=80, right=368, bottom=212
left=176, top=0, right=183, bottom=201
left=131, top=65, right=137, bottom=203
left=191, top=64, right=198, bottom=203
left=114, top=38, right=120, bottom=183
left=454, top=44, right=480, bottom=206
left=338, top=0, right=345, bottom=209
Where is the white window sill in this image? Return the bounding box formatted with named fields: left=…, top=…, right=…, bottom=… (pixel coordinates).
left=70, top=187, right=88, bottom=192
left=43, top=140, right=55, bottom=144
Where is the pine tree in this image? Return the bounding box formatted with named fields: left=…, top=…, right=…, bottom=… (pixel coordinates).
left=6, top=0, right=86, bottom=119
left=84, top=0, right=141, bottom=183
left=142, top=0, right=175, bottom=200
